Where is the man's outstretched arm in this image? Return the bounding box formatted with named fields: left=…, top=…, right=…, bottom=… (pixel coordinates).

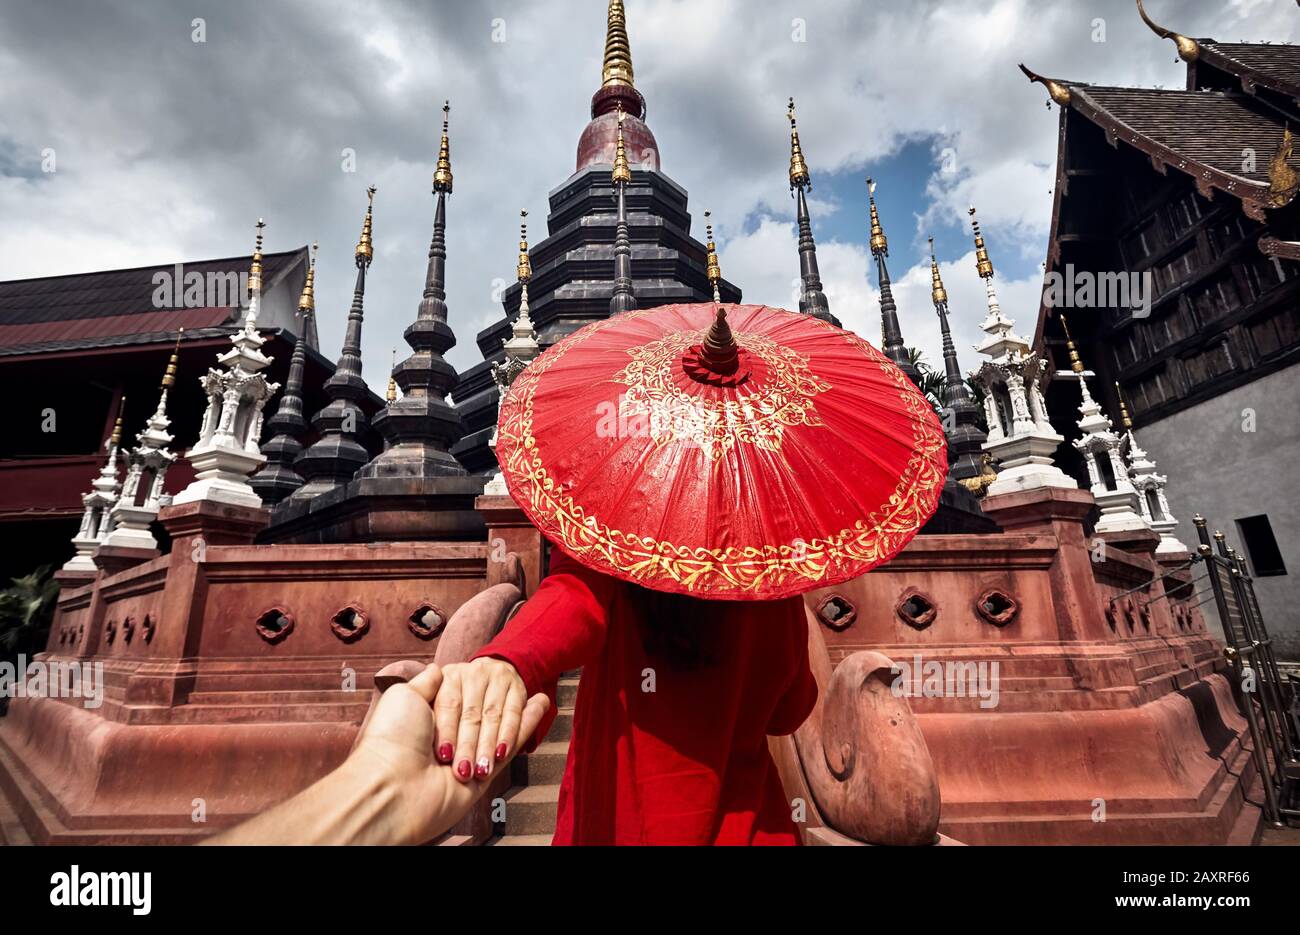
left=206, top=663, right=549, bottom=845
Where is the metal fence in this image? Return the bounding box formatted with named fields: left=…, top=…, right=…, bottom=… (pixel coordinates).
left=1193, top=514, right=1299, bottom=827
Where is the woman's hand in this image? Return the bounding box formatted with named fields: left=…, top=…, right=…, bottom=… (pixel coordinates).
left=434, top=657, right=533, bottom=783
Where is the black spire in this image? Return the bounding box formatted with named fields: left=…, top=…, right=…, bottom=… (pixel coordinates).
left=787, top=98, right=837, bottom=326
left=291, top=187, right=376, bottom=499
left=609, top=105, right=638, bottom=315
left=867, top=178, right=921, bottom=385
left=928, top=238, right=987, bottom=481
left=252, top=244, right=317, bottom=503
left=358, top=104, right=467, bottom=479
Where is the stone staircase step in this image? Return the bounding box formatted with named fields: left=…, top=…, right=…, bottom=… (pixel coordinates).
left=126, top=701, right=371, bottom=725
left=556, top=677, right=580, bottom=708
left=502, top=783, right=559, bottom=836
left=545, top=707, right=574, bottom=743
left=186, top=689, right=359, bottom=706
left=512, top=740, right=569, bottom=785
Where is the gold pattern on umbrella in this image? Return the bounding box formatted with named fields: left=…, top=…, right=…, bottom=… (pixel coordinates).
left=497, top=308, right=946, bottom=596
left=613, top=327, right=830, bottom=461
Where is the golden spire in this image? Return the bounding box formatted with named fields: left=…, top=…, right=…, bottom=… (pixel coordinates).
left=612, top=104, right=632, bottom=184
left=601, top=0, right=635, bottom=88
left=1114, top=382, right=1134, bottom=430
left=787, top=97, right=810, bottom=190
left=1136, top=0, right=1199, bottom=63
left=110, top=395, right=127, bottom=447
left=386, top=347, right=398, bottom=402
left=704, top=210, right=722, bottom=303
left=1268, top=126, right=1298, bottom=201
left=1018, top=64, right=1073, bottom=107
left=161, top=329, right=184, bottom=390
left=356, top=186, right=376, bottom=262
left=433, top=101, right=453, bottom=193
left=928, top=237, right=947, bottom=306
left=298, top=242, right=318, bottom=315
left=248, top=218, right=266, bottom=294
left=867, top=177, right=887, bottom=257
left=969, top=206, right=994, bottom=279
left=517, top=211, right=532, bottom=283
left=1059, top=312, right=1085, bottom=374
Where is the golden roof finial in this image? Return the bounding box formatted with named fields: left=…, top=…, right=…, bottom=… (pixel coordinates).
left=1268, top=126, right=1298, bottom=201
left=867, top=177, right=887, bottom=257
left=787, top=97, right=810, bottom=191
left=298, top=242, right=318, bottom=315
left=969, top=206, right=994, bottom=279
left=612, top=104, right=632, bottom=185
left=1018, top=64, right=1073, bottom=107
left=248, top=218, right=266, bottom=294
left=110, top=395, right=127, bottom=447
left=1114, top=381, right=1134, bottom=430
left=433, top=101, right=453, bottom=193
left=517, top=211, right=532, bottom=283
left=356, top=186, right=376, bottom=262
left=161, top=329, right=184, bottom=390
left=704, top=210, right=722, bottom=303
left=602, top=0, right=635, bottom=88
left=386, top=347, right=398, bottom=402
left=928, top=237, right=947, bottom=306
left=1136, top=0, right=1200, bottom=63
left=1059, top=312, right=1085, bottom=374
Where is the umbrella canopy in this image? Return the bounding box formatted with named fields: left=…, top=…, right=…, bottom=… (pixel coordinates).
left=496, top=303, right=946, bottom=600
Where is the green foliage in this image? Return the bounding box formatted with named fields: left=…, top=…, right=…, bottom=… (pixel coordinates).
left=0, top=565, right=59, bottom=657
left=906, top=347, right=989, bottom=434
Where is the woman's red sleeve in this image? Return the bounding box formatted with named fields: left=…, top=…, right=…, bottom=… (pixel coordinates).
left=470, top=550, right=616, bottom=748
left=766, top=613, right=819, bottom=736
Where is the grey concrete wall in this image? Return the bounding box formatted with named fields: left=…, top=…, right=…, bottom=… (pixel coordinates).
left=1134, top=366, right=1300, bottom=661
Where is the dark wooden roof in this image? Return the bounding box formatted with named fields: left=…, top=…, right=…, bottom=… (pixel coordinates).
left=1200, top=41, right=1300, bottom=99
left=1073, top=85, right=1284, bottom=188
left=1038, top=78, right=1297, bottom=220
left=0, top=248, right=305, bottom=357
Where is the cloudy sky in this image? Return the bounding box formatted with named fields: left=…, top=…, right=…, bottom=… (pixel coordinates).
left=1, top=0, right=1295, bottom=381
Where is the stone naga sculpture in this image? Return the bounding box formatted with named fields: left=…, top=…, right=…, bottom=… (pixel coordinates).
left=776, top=606, right=943, bottom=846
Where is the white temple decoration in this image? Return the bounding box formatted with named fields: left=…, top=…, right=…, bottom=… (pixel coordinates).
left=103, top=333, right=183, bottom=550
left=1116, top=383, right=1189, bottom=554
left=484, top=212, right=541, bottom=497
left=173, top=220, right=280, bottom=509
left=966, top=207, right=1076, bottom=497
left=1057, top=315, right=1147, bottom=533
left=62, top=398, right=127, bottom=573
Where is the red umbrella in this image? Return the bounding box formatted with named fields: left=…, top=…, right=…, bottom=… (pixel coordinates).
left=496, top=303, right=946, bottom=600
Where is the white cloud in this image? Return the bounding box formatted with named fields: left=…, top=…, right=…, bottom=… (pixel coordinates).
left=0, top=0, right=1293, bottom=385
left=721, top=216, right=1044, bottom=377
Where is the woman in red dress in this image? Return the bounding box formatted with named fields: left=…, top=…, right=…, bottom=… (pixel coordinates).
left=434, top=548, right=817, bottom=846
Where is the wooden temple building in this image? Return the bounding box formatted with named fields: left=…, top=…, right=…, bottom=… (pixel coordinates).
left=0, top=245, right=377, bottom=585
left=0, top=1, right=1293, bottom=846
left=1023, top=0, right=1300, bottom=659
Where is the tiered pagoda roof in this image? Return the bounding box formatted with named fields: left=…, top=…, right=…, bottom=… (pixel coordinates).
left=450, top=1, right=741, bottom=473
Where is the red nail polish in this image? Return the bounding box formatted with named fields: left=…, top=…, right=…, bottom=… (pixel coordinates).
left=474, top=757, right=489, bottom=779
left=456, top=759, right=471, bottom=779
left=495, top=743, right=508, bottom=761
left=438, top=743, right=453, bottom=763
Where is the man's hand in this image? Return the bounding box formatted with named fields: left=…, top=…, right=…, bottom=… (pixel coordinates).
left=433, top=657, right=533, bottom=784
left=208, top=663, right=548, bottom=845
left=350, top=662, right=548, bottom=843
